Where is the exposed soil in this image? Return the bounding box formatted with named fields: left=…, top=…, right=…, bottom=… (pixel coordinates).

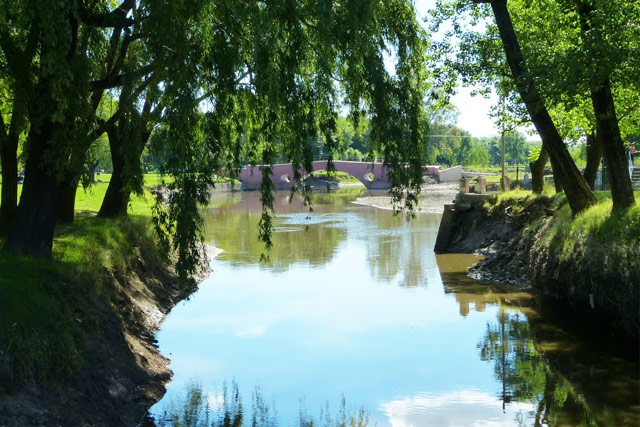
left=0, top=246, right=218, bottom=427
left=435, top=195, right=639, bottom=340
left=441, top=196, right=556, bottom=286
left=353, top=182, right=459, bottom=213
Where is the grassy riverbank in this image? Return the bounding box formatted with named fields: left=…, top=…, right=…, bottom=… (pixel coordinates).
left=0, top=176, right=189, bottom=424
left=436, top=187, right=639, bottom=338
left=0, top=217, right=163, bottom=388
left=484, top=190, right=640, bottom=337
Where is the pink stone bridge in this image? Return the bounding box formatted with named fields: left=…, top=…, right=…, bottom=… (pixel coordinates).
left=238, top=160, right=442, bottom=190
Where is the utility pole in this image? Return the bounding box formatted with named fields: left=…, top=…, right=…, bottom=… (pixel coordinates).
left=499, top=98, right=509, bottom=192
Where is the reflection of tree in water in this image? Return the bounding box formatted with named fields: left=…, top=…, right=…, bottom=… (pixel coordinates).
left=440, top=258, right=639, bottom=427
left=203, top=189, right=439, bottom=284
left=479, top=310, right=546, bottom=409
left=479, top=309, right=597, bottom=426
left=365, top=211, right=439, bottom=287
left=153, top=381, right=245, bottom=427
left=202, top=192, right=349, bottom=272
left=151, top=381, right=368, bottom=427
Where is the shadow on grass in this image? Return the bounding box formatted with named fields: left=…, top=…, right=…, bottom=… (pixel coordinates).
left=0, top=215, right=165, bottom=392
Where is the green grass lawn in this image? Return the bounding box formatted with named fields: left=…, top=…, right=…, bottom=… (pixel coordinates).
left=0, top=173, right=167, bottom=215
left=0, top=174, right=167, bottom=389
left=307, top=170, right=362, bottom=183
left=74, top=181, right=155, bottom=216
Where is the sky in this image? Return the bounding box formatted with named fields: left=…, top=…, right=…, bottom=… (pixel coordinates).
left=413, top=0, right=503, bottom=138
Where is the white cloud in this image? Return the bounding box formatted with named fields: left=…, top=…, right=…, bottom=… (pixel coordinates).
left=235, top=326, right=267, bottom=337
left=381, top=389, right=536, bottom=427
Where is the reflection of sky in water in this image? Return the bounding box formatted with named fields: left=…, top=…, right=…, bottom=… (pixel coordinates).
left=150, top=192, right=638, bottom=426
left=382, top=389, right=535, bottom=426
left=150, top=192, right=522, bottom=426
left=153, top=241, right=511, bottom=425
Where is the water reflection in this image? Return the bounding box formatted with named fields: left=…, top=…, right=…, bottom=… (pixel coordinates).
left=438, top=254, right=640, bottom=427
left=205, top=190, right=440, bottom=288
left=151, top=381, right=368, bottom=427
left=381, top=390, right=535, bottom=426
left=151, top=191, right=639, bottom=426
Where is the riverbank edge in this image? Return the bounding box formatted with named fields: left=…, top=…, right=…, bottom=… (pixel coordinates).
left=0, top=230, right=217, bottom=426
left=435, top=192, right=639, bottom=341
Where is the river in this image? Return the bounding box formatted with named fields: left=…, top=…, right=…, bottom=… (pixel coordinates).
left=147, top=189, right=639, bottom=426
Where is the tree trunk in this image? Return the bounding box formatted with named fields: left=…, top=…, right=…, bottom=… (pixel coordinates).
left=98, top=122, right=151, bottom=218
left=3, top=124, right=59, bottom=257
left=0, top=133, right=19, bottom=236
left=99, top=172, right=130, bottom=217
left=530, top=147, right=548, bottom=194
left=57, top=177, right=79, bottom=224
left=488, top=0, right=596, bottom=214
left=89, top=161, right=99, bottom=183
left=575, top=1, right=635, bottom=211
left=590, top=81, right=635, bottom=210
left=98, top=125, right=129, bottom=217
left=583, top=132, right=602, bottom=190
left=99, top=158, right=129, bottom=217
left=552, top=168, right=563, bottom=194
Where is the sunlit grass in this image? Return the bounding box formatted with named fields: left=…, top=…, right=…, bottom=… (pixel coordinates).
left=307, top=170, right=363, bottom=183
left=0, top=215, right=163, bottom=390
left=484, top=188, right=551, bottom=215
left=544, top=193, right=640, bottom=261
left=0, top=174, right=168, bottom=390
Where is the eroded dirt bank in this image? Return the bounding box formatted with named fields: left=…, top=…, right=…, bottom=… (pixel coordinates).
left=0, top=246, right=217, bottom=427
left=435, top=194, right=639, bottom=341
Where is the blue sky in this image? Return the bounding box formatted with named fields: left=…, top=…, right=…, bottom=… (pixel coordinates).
left=414, top=0, right=527, bottom=139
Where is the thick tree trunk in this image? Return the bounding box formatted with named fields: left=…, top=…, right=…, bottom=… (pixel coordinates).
left=3, top=124, right=58, bottom=257
left=488, top=0, right=596, bottom=214
left=98, top=124, right=150, bottom=218
left=529, top=147, right=548, bottom=194
left=99, top=153, right=129, bottom=217
left=0, top=134, right=19, bottom=236
left=590, top=81, right=635, bottom=210
left=99, top=125, right=129, bottom=217
left=583, top=132, right=602, bottom=190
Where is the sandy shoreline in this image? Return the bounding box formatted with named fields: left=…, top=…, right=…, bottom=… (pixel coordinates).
left=352, top=182, right=458, bottom=214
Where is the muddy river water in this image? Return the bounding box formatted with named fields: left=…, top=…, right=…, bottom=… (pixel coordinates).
left=148, top=189, right=639, bottom=426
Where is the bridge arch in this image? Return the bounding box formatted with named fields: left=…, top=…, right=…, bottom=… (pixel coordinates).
left=238, top=160, right=391, bottom=190
left=301, top=161, right=381, bottom=188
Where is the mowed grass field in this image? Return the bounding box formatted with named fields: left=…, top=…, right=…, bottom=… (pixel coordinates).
left=0, top=173, right=168, bottom=216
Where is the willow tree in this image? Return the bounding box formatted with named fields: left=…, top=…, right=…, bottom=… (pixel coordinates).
left=0, top=3, right=38, bottom=236
left=151, top=0, right=430, bottom=283
left=2, top=0, right=429, bottom=285
left=0, top=0, right=220, bottom=257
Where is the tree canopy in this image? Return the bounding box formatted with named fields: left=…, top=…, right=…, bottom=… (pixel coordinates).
left=429, top=0, right=637, bottom=213
left=0, top=0, right=430, bottom=286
